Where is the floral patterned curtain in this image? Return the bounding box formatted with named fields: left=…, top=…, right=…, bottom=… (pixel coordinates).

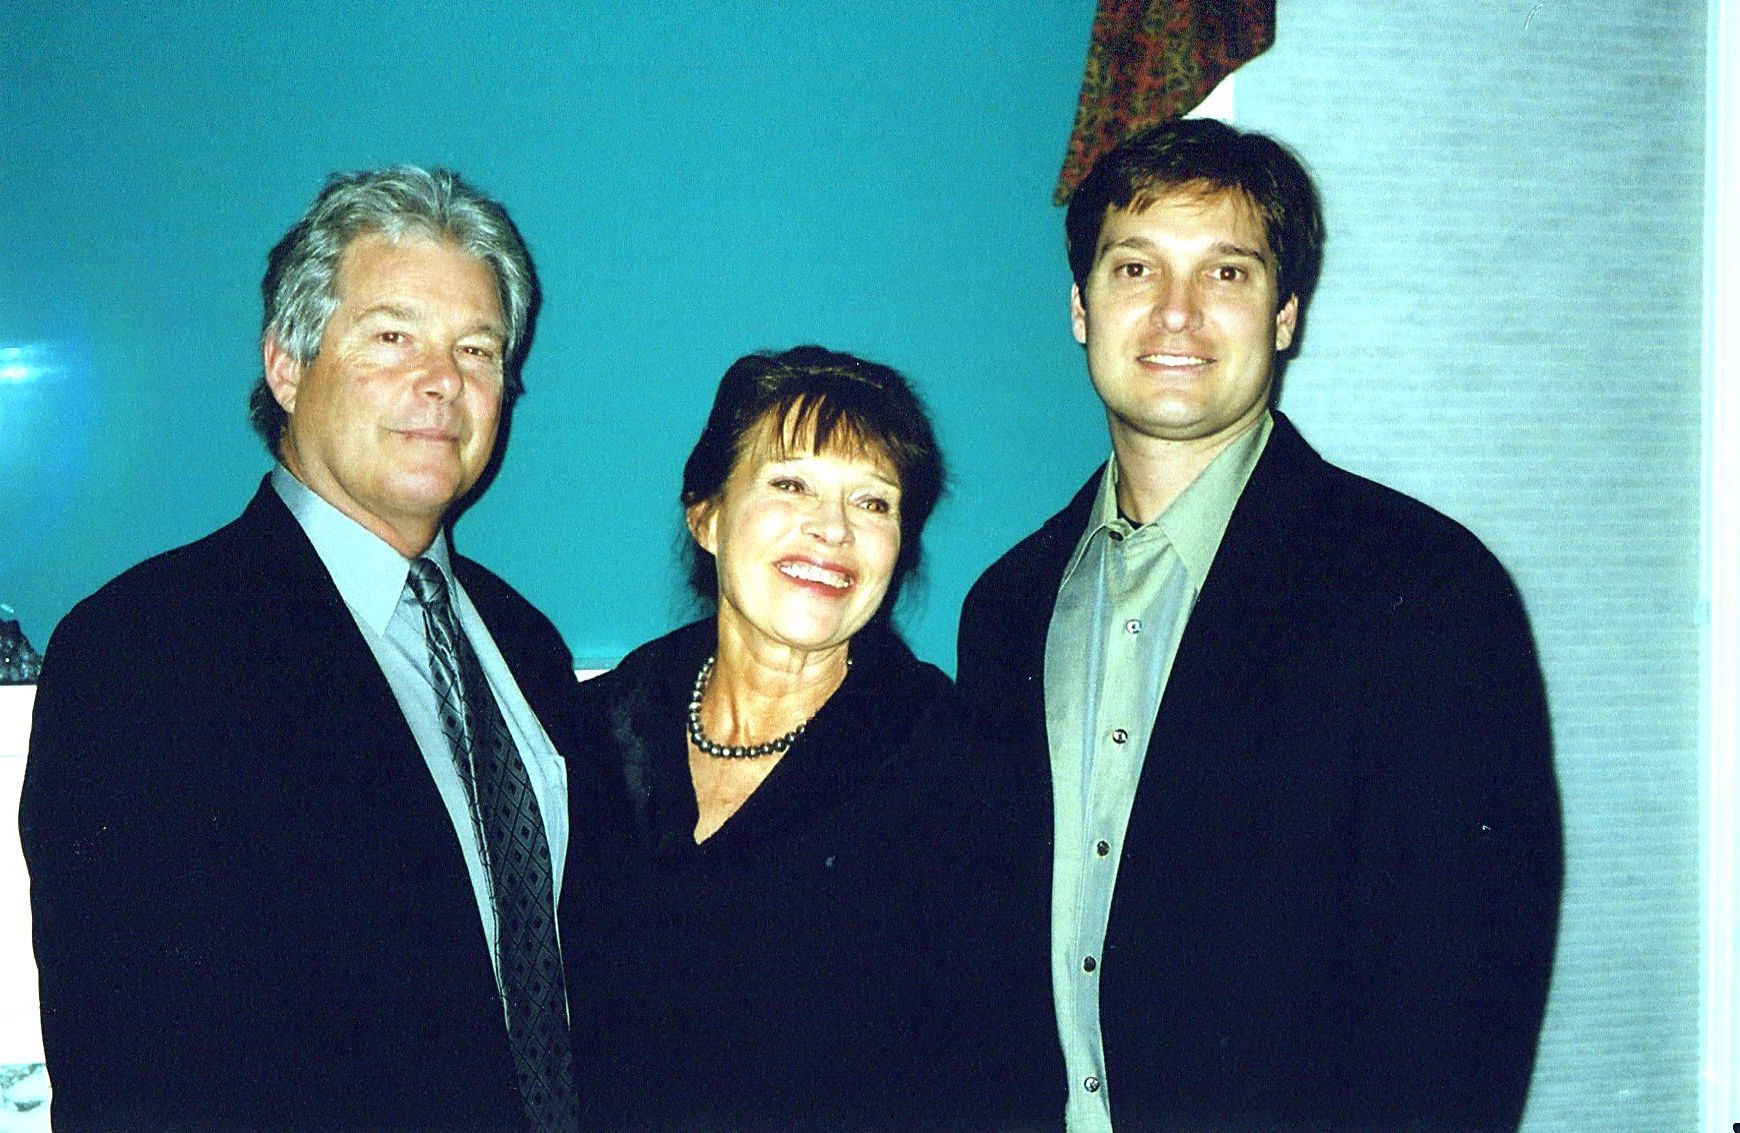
left=1055, top=0, right=1276, bottom=204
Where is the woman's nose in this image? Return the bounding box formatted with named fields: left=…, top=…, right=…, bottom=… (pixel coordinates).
left=803, top=495, right=853, bottom=544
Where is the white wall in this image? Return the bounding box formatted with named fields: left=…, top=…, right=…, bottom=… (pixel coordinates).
left=0, top=688, right=39, bottom=1069
left=1700, top=0, right=1738, bottom=1126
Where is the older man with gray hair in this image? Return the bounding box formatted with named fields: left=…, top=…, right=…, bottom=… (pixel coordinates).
left=22, top=167, right=589, bottom=1131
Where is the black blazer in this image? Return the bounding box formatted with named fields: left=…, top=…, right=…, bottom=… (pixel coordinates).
left=20, top=479, right=588, bottom=1132
left=956, top=413, right=1563, bottom=1131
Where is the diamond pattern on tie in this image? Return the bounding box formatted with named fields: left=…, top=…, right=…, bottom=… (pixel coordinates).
left=407, top=559, right=578, bottom=1132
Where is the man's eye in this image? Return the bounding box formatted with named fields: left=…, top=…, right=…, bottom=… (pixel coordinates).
left=1211, top=265, right=1247, bottom=282
left=378, top=331, right=407, bottom=344
left=1115, top=262, right=1147, bottom=278
left=460, top=344, right=498, bottom=361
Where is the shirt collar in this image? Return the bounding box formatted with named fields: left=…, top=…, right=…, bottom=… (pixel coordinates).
left=1155, top=412, right=1271, bottom=588
left=1061, top=412, right=1273, bottom=592
left=270, top=465, right=454, bottom=635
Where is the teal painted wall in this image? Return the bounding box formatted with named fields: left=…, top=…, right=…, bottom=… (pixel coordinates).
left=0, top=1, right=1103, bottom=670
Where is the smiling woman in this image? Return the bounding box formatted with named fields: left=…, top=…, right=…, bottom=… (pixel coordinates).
left=691, top=414, right=904, bottom=674
left=558, top=347, right=1013, bottom=1130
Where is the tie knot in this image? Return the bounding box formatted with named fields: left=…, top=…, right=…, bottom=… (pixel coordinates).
left=407, top=557, right=451, bottom=612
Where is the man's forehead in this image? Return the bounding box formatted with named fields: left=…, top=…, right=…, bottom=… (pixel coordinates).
left=1100, top=183, right=1270, bottom=256
left=333, top=231, right=502, bottom=316
left=341, top=228, right=458, bottom=264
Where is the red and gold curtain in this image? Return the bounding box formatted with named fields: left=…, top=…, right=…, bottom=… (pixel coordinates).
left=1055, top=0, right=1276, bottom=204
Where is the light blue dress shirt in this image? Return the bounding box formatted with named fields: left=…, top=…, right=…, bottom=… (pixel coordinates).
left=271, top=467, right=569, bottom=1008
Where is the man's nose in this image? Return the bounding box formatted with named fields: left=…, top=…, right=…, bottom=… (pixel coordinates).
left=419, top=348, right=464, bottom=399
left=1151, top=277, right=1201, bottom=333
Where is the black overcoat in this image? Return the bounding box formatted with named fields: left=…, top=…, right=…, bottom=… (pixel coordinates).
left=563, top=617, right=1003, bottom=1132
left=956, top=412, right=1564, bottom=1131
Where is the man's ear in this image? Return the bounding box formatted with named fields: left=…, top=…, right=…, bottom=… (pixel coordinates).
left=1274, top=294, right=1300, bottom=352
left=262, top=334, right=302, bottom=413
left=685, top=499, right=718, bottom=557
left=1070, top=283, right=1089, bottom=347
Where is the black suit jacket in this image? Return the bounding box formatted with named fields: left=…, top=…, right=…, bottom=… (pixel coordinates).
left=957, top=413, right=1563, bottom=1131
left=20, top=479, right=588, bottom=1132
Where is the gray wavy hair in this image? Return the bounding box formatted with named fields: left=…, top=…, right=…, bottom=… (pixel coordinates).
left=248, top=165, right=538, bottom=453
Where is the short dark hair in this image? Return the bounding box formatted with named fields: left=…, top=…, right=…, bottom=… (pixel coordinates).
left=248, top=166, right=538, bottom=454
left=680, top=346, right=946, bottom=613
left=1065, top=118, right=1324, bottom=313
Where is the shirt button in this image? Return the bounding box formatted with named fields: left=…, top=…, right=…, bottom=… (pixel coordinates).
left=1084, top=1075, right=1101, bottom=1093
left=1110, top=728, right=1129, bottom=744
left=1096, top=840, right=1111, bottom=857
left=1083, top=955, right=1097, bottom=973
left=1125, top=618, right=1143, bottom=635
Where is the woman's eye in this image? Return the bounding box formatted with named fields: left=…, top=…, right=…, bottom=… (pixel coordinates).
left=1115, top=262, right=1147, bottom=278
left=770, top=477, right=805, bottom=493
left=856, top=496, right=892, bottom=514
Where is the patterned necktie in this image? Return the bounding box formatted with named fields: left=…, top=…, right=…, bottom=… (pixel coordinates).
left=406, top=558, right=578, bottom=1132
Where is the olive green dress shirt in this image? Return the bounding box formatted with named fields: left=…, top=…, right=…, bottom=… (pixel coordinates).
left=1042, top=413, right=1271, bottom=1132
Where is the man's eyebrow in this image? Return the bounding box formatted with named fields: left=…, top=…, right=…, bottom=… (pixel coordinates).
left=1211, top=241, right=1269, bottom=261
left=459, top=321, right=507, bottom=342
left=1099, top=235, right=1157, bottom=256
left=353, top=302, right=505, bottom=340
left=353, top=301, right=418, bottom=323
left=1095, top=235, right=1269, bottom=261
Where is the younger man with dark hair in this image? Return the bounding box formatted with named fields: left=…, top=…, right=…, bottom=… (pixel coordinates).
left=958, top=118, right=1562, bottom=1131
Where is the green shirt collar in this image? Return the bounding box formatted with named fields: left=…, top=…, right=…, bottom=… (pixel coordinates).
left=1063, top=412, right=1273, bottom=594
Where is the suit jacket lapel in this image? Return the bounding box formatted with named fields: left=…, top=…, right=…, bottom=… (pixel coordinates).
left=1007, top=470, right=1103, bottom=757
left=235, top=479, right=424, bottom=762
left=1009, top=437, right=1326, bottom=772
left=1147, top=417, right=1331, bottom=766
left=455, top=553, right=577, bottom=758
left=235, top=480, right=491, bottom=934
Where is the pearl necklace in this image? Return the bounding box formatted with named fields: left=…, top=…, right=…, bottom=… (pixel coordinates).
left=686, top=653, right=846, bottom=759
